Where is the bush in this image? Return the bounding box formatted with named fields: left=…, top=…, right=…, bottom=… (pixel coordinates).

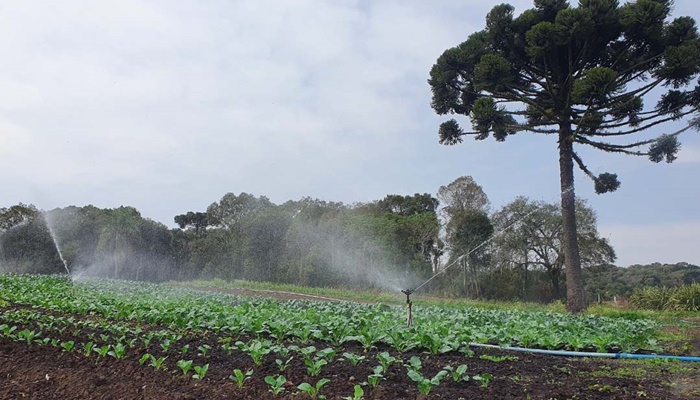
left=666, top=283, right=700, bottom=312
left=629, top=286, right=672, bottom=310
left=630, top=283, right=700, bottom=311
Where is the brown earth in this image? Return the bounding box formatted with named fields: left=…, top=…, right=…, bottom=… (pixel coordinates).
left=1, top=290, right=699, bottom=400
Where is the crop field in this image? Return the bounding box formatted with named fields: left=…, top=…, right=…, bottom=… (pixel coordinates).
left=1, top=274, right=699, bottom=399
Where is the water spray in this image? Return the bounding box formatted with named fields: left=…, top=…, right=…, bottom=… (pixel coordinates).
left=43, top=212, right=73, bottom=291
left=396, top=186, right=577, bottom=327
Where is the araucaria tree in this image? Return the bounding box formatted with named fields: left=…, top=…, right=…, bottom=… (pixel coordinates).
left=428, top=0, right=700, bottom=312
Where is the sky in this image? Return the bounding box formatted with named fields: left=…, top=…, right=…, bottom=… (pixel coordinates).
left=1, top=0, right=698, bottom=268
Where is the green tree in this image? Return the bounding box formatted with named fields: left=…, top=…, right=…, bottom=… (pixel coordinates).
left=96, top=206, right=143, bottom=278
left=428, top=0, right=700, bottom=311
left=436, top=176, right=492, bottom=294
left=448, top=211, right=494, bottom=297
left=491, top=197, right=615, bottom=301
left=174, top=211, right=211, bottom=234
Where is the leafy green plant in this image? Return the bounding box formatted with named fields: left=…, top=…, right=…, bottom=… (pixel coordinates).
left=160, top=339, right=172, bottom=352
left=404, top=355, right=422, bottom=371
left=192, top=363, right=209, bottom=380
left=342, top=352, right=365, bottom=366
left=230, top=369, right=253, bottom=388
left=443, top=364, right=469, bottom=382
left=343, top=385, right=364, bottom=400
left=197, top=344, right=212, bottom=357
left=139, top=353, right=151, bottom=365
left=377, top=351, right=396, bottom=372
left=316, top=347, right=336, bottom=362
left=408, top=369, right=448, bottom=395
left=305, top=358, right=328, bottom=377
left=473, top=373, right=493, bottom=388
left=94, top=344, right=111, bottom=357
left=149, top=355, right=168, bottom=370
left=108, top=343, right=126, bottom=359
left=17, top=329, right=39, bottom=344
left=264, top=375, right=287, bottom=395
left=236, top=339, right=272, bottom=366
left=367, top=365, right=384, bottom=388
left=479, top=354, right=518, bottom=362
left=60, top=340, right=75, bottom=352
left=177, top=359, right=193, bottom=375
left=667, top=283, right=700, bottom=311
left=630, top=286, right=673, bottom=310
left=298, top=346, right=317, bottom=363
left=297, top=378, right=330, bottom=399
left=275, top=357, right=293, bottom=372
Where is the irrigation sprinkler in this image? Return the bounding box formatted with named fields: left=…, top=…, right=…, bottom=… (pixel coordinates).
left=401, top=288, right=413, bottom=327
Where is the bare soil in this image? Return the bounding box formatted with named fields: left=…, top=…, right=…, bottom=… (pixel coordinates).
left=1, top=290, right=699, bottom=400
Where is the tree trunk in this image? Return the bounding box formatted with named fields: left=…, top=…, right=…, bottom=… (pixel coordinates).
left=558, top=124, right=586, bottom=313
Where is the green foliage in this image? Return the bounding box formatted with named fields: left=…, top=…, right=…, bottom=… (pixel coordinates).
left=408, top=369, right=449, bottom=395
left=367, top=365, right=385, bottom=388
left=229, top=369, right=253, bottom=388
left=342, top=352, right=365, bottom=366
left=177, top=359, right=193, bottom=375
left=342, top=385, right=364, bottom=400
left=192, top=363, right=209, bottom=380
left=630, top=283, right=700, bottom=311
left=443, top=364, right=469, bottom=382
left=297, top=378, right=330, bottom=399
left=0, top=275, right=665, bottom=360
left=473, top=373, right=494, bottom=388
left=264, top=375, right=287, bottom=395
left=630, top=287, right=674, bottom=310
left=428, top=0, right=700, bottom=313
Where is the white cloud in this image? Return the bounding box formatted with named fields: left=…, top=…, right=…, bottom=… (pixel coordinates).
left=0, top=0, right=697, bottom=259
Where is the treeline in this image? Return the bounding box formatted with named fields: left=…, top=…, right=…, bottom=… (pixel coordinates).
left=585, top=262, right=700, bottom=300
left=1, top=176, right=696, bottom=303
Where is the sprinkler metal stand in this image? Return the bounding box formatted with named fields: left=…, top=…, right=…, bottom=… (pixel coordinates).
left=401, top=289, right=413, bottom=327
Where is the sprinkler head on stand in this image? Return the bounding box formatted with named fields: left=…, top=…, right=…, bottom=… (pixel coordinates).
left=401, top=288, right=413, bottom=304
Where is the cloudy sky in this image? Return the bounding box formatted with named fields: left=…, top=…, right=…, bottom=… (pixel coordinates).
left=1, top=0, right=698, bottom=267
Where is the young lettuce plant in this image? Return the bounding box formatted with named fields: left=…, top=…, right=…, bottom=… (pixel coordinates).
left=407, top=369, right=448, bottom=396
left=342, top=352, right=365, bottom=366
left=108, top=343, right=127, bottom=359
left=149, top=355, right=168, bottom=370
left=404, top=356, right=422, bottom=371
left=367, top=365, right=384, bottom=389
left=177, top=360, right=193, bottom=375
left=94, top=344, right=111, bottom=358
left=236, top=339, right=272, bottom=366
left=305, top=358, right=328, bottom=377
left=60, top=340, right=75, bottom=352
left=443, top=364, right=469, bottom=382
left=275, top=357, right=293, bottom=372
left=316, top=347, right=336, bottom=362
left=343, top=385, right=364, bottom=400
left=472, top=373, right=493, bottom=388
left=297, top=378, right=331, bottom=399
left=192, top=363, right=209, bottom=380
left=376, top=352, right=396, bottom=372
left=230, top=369, right=254, bottom=388
left=264, top=375, right=287, bottom=395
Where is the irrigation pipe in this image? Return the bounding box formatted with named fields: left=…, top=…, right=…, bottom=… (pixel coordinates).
left=469, top=342, right=700, bottom=363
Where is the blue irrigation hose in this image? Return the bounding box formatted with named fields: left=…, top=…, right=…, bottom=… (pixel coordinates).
left=469, top=342, right=700, bottom=363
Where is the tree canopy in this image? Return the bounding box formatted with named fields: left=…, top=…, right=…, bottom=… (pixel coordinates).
left=428, top=0, right=700, bottom=312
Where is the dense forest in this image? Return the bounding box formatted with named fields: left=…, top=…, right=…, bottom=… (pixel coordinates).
left=1, top=176, right=697, bottom=303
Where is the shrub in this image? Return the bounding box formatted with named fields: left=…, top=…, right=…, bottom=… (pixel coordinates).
left=630, top=283, right=700, bottom=311
left=630, top=287, right=672, bottom=310
left=666, top=283, right=700, bottom=312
